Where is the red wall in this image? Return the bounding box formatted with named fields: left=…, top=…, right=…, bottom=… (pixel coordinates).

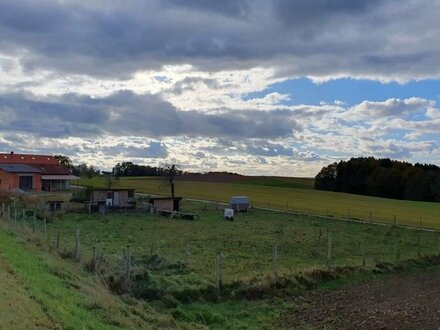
left=0, top=170, right=42, bottom=191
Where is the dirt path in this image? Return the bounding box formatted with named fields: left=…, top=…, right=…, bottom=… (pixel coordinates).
left=280, top=269, right=440, bottom=329
left=0, top=251, right=59, bottom=330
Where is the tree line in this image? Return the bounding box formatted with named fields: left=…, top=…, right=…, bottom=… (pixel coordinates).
left=54, top=155, right=100, bottom=178
left=111, top=162, right=182, bottom=177
left=315, top=157, right=440, bottom=202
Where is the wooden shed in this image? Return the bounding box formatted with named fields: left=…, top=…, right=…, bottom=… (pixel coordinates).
left=148, top=197, right=182, bottom=213
left=88, top=188, right=136, bottom=210
left=230, top=196, right=250, bottom=212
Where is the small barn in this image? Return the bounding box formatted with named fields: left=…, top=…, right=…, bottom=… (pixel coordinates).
left=88, top=188, right=136, bottom=211
left=149, top=197, right=182, bottom=213
left=230, top=196, right=250, bottom=212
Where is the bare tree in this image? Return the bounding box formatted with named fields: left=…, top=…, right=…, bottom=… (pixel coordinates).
left=166, top=164, right=180, bottom=197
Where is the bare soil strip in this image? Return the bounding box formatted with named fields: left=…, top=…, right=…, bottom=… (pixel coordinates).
left=280, top=268, right=440, bottom=330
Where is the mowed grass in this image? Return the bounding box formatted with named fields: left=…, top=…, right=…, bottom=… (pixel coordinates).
left=80, top=176, right=440, bottom=229
left=46, top=200, right=439, bottom=286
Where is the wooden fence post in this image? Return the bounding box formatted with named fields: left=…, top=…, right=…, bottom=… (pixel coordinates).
left=272, top=244, right=278, bottom=279
left=394, top=238, right=400, bottom=263
left=74, top=229, right=80, bottom=261
left=125, top=245, right=131, bottom=281
left=43, top=219, right=47, bottom=240
left=92, top=246, right=97, bottom=271
left=216, top=252, right=223, bottom=291
left=437, top=232, right=440, bottom=255
left=56, top=231, right=60, bottom=249
left=327, top=232, right=332, bottom=268
left=417, top=232, right=421, bottom=257
left=184, top=241, right=189, bottom=266
left=361, top=240, right=366, bottom=266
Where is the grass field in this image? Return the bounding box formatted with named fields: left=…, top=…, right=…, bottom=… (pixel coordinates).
left=44, top=201, right=439, bottom=286
left=3, top=197, right=440, bottom=329
left=80, top=176, right=440, bottom=229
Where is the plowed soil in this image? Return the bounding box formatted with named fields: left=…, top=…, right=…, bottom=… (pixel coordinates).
left=280, top=269, right=440, bottom=329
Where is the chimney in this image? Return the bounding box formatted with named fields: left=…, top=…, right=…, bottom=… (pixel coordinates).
left=10, top=151, right=14, bottom=155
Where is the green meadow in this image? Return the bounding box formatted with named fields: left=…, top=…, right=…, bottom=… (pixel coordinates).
left=80, top=176, right=440, bottom=229
left=46, top=200, right=439, bottom=287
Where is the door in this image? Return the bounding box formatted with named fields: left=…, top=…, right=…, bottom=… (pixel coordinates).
left=113, top=191, right=119, bottom=206
left=19, top=176, right=33, bottom=190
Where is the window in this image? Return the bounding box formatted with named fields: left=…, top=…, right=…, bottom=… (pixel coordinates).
left=128, top=190, right=134, bottom=198
left=49, top=202, right=62, bottom=211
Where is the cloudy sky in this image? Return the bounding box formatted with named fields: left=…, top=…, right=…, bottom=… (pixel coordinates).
left=0, top=0, right=439, bottom=176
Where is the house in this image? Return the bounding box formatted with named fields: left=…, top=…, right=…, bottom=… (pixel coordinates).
left=0, top=152, right=79, bottom=192
left=87, top=188, right=136, bottom=211
left=230, top=196, right=250, bottom=212
left=148, top=196, right=182, bottom=213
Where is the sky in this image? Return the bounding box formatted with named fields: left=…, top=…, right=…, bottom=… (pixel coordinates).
left=0, top=0, right=439, bottom=177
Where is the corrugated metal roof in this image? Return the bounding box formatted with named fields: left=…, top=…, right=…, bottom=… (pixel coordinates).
left=0, top=164, right=42, bottom=173
left=230, top=196, right=249, bottom=204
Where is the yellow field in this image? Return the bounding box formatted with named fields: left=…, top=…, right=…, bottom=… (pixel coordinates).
left=80, top=176, right=440, bottom=229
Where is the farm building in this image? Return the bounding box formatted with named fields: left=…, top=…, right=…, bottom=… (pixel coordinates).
left=87, top=188, right=136, bottom=211
left=0, top=152, right=79, bottom=192
left=230, top=196, right=250, bottom=212
left=148, top=197, right=182, bottom=213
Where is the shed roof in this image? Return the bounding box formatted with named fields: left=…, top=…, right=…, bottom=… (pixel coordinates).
left=90, top=188, right=135, bottom=191
left=149, top=197, right=182, bottom=201
left=230, top=196, right=250, bottom=204
left=0, top=164, right=42, bottom=173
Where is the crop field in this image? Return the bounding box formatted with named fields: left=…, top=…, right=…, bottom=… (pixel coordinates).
left=80, top=176, right=440, bottom=229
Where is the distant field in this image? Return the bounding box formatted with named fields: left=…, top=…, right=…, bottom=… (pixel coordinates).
left=80, top=176, right=440, bottom=229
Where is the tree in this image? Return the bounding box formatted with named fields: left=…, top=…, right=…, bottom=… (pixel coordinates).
left=165, top=164, right=180, bottom=197
left=54, top=155, right=73, bottom=169
left=314, top=162, right=337, bottom=191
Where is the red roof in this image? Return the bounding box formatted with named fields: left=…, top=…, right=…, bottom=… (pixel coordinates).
left=31, top=164, right=72, bottom=175
left=0, top=153, right=59, bottom=165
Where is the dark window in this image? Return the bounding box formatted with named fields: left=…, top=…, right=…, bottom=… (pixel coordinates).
left=128, top=190, right=134, bottom=198
left=19, top=176, right=33, bottom=190
left=49, top=202, right=62, bottom=211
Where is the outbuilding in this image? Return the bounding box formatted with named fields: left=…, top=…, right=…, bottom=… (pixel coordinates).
left=229, top=196, right=250, bottom=212
left=87, top=188, right=136, bottom=211
left=148, top=196, right=182, bottom=213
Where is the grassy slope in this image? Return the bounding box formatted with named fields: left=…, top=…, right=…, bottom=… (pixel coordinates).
left=0, top=251, right=56, bottom=329
left=80, top=176, right=440, bottom=229
left=0, top=224, right=176, bottom=330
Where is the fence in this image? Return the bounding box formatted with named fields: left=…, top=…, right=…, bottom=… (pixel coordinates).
left=1, top=200, right=440, bottom=298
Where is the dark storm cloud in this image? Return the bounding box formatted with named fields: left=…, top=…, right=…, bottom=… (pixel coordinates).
left=0, top=91, right=301, bottom=139
left=0, top=0, right=439, bottom=79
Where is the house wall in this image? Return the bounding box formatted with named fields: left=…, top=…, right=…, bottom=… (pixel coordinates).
left=231, top=203, right=249, bottom=212
left=0, top=170, right=14, bottom=190
left=0, top=170, right=42, bottom=191
left=90, top=190, right=135, bottom=208
left=153, top=199, right=174, bottom=212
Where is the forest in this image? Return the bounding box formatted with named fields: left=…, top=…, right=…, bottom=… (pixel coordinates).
left=315, top=157, right=440, bottom=202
